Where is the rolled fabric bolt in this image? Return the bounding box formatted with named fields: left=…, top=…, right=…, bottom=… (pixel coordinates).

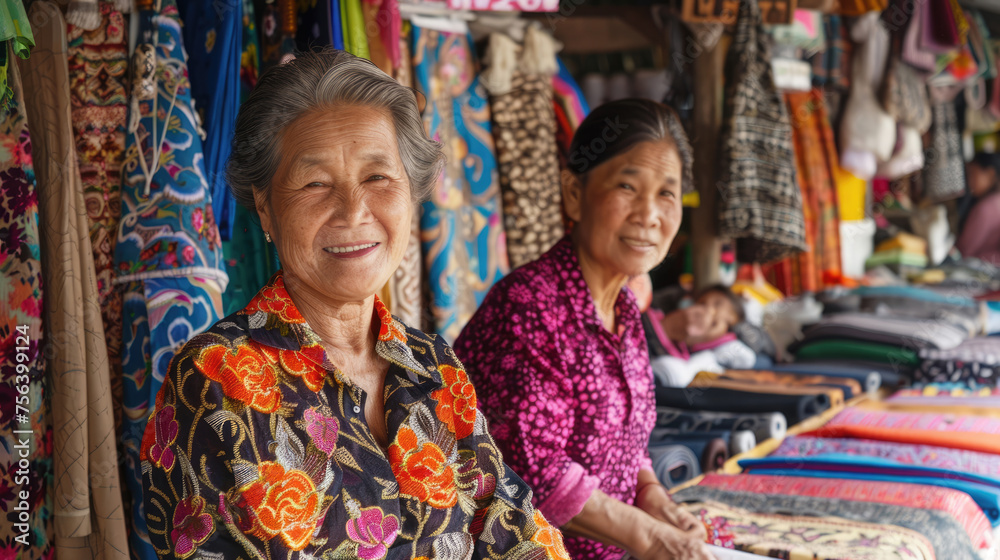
left=655, top=407, right=788, bottom=442
left=703, top=438, right=729, bottom=473
left=729, top=431, right=757, bottom=456
left=649, top=444, right=701, bottom=488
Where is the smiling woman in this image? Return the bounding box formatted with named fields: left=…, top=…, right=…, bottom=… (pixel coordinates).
left=455, top=99, right=714, bottom=560
left=139, top=49, right=570, bottom=560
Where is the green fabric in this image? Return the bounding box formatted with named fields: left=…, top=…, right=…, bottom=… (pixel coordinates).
left=1, top=0, right=33, bottom=58
left=341, top=0, right=369, bottom=59
left=865, top=249, right=928, bottom=268
left=795, top=339, right=921, bottom=367
left=221, top=204, right=280, bottom=315
left=1, top=42, right=10, bottom=109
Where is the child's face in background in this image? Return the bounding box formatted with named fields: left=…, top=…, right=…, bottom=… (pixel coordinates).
left=690, top=291, right=740, bottom=344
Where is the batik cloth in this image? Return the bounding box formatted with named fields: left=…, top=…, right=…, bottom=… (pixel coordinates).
left=0, top=42, right=52, bottom=560
left=674, top=485, right=980, bottom=560
left=695, top=473, right=995, bottom=551
left=487, top=54, right=563, bottom=268
left=260, top=0, right=296, bottom=71
left=718, top=0, right=806, bottom=264
left=454, top=237, right=656, bottom=560
left=67, top=1, right=128, bottom=436
left=140, top=272, right=569, bottom=559
left=239, top=0, right=259, bottom=101
left=117, top=2, right=228, bottom=558
left=680, top=500, right=935, bottom=559
left=18, top=3, right=129, bottom=558
left=411, top=26, right=509, bottom=341
left=772, top=435, right=1000, bottom=481
left=917, top=336, right=1000, bottom=387
left=179, top=0, right=242, bottom=241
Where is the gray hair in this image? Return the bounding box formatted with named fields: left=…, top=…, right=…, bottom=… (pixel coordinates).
left=226, top=49, right=444, bottom=213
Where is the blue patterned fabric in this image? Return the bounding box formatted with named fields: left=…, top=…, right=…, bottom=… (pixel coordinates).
left=179, top=0, right=243, bottom=241
left=116, top=3, right=227, bottom=557
left=411, top=26, right=508, bottom=341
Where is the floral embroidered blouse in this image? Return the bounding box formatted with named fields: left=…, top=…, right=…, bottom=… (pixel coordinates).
left=454, top=237, right=658, bottom=560
left=140, top=272, right=568, bottom=560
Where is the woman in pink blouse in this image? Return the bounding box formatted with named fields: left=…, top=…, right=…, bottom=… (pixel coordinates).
left=454, top=99, right=712, bottom=559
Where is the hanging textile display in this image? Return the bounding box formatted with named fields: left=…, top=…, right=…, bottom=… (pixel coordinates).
left=294, top=0, right=333, bottom=52
left=1, top=44, right=52, bottom=560
left=717, top=0, right=806, bottom=264
left=342, top=0, right=370, bottom=58
left=386, top=31, right=424, bottom=328
left=180, top=0, right=242, bottom=242
left=923, top=98, right=967, bottom=203
left=261, top=0, right=296, bottom=70
left=411, top=25, right=509, bottom=341
left=0, top=0, right=32, bottom=107
left=18, top=3, right=129, bottom=559
left=116, top=0, right=228, bottom=557
left=67, top=1, right=128, bottom=435
left=481, top=28, right=564, bottom=269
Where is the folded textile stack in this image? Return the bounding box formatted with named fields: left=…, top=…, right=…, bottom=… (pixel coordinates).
left=670, top=403, right=1000, bottom=560
left=865, top=233, right=928, bottom=275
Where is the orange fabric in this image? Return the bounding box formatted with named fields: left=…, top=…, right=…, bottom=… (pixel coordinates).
left=804, top=424, right=1000, bottom=455
left=723, top=369, right=863, bottom=398
left=689, top=373, right=845, bottom=408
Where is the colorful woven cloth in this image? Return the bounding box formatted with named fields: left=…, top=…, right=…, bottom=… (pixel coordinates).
left=680, top=500, right=935, bottom=559
left=773, top=436, right=1000, bottom=479
left=117, top=2, right=228, bottom=557
left=0, top=43, right=52, bottom=560
left=740, top=454, right=1000, bottom=523
left=19, top=3, right=129, bottom=557
left=917, top=336, right=1000, bottom=387
left=411, top=26, right=508, bottom=341
left=67, top=1, right=128, bottom=436
left=674, top=485, right=981, bottom=559
left=695, top=473, right=995, bottom=551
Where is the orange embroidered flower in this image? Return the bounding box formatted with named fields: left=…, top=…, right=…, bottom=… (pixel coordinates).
left=195, top=343, right=282, bottom=413
left=239, top=462, right=321, bottom=551
left=242, top=275, right=305, bottom=324
left=388, top=426, right=457, bottom=509
left=374, top=297, right=406, bottom=344
left=257, top=343, right=327, bottom=392
left=531, top=510, right=570, bottom=560
left=431, top=365, right=477, bottom=439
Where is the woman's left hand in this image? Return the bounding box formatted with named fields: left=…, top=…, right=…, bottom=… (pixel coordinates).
left=635, top=481, right=707, bottom=540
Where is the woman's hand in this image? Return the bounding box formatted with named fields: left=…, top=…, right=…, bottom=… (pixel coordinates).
left=634, top=523, right=714, bottom=560
left=634, top=479, right=707, bottom=539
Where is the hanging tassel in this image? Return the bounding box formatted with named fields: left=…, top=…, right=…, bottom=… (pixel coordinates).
left=479, top=32, right=518, bottom=95
left=521, top=24, right=560, bottom=77
left=66, top=0, right=103, bottom=31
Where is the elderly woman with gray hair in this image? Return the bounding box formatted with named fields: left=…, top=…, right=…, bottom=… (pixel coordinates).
left=140, top=50, right=568, bottom=559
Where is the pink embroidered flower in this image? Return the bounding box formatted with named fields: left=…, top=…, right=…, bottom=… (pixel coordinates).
left=346, top=507, right=399, bottom=560
left=182, top=245, right=196, bottom=265
left=304, top=408, right=339, bottom=455
left=163, top=251, right=177, bottom=267
left=171, top=496, right=213, bottom=557
left=149, top=405, right=178, bottom=471
left=191, top=208, right=204, bottom=232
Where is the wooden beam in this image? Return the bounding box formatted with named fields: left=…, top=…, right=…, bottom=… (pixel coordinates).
left=691, top=34, right=726, bottom=291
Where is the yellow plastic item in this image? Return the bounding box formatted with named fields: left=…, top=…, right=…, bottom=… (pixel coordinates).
left=875, top=232, right=927, bottom=255
left=834, top=166, right=867, bottom=222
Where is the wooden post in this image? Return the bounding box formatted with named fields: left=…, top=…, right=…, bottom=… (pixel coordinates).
left=691, top=34, right=726, bottom=291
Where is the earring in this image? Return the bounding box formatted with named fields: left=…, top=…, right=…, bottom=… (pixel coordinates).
left=264, top=232, right=272, bottom=243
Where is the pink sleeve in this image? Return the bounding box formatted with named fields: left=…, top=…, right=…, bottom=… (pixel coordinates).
left=536, top=463, right=601, bottom=527
left=958, top=196, right=1000, bottom=259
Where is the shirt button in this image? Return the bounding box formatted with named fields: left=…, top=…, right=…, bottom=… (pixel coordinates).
left=353, top=405, right=361, bottom=414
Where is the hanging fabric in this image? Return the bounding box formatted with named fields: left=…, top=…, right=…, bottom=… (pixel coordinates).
left=295, top=0, right=332, bottom=52
left=116, top=0, right=228, bottom=557
left=261, top=0, right=297, bottom=70
left=342, top=0, right=370, bottom=58
left=67, top=1, right=128, bottom=437
left=0, top=0, right=32, bottom=107
left=482, top=26, right=564, bottom=269
left=180, top=0, right=242, bottom=241
left=0, top=42, right=52, bottom=560
left=411, top=25, right=509, bottom=341
left=718, top=0, right=805, bottom=264
left=18, top=3, right=129, bottom=558
left=922, top=98, right=967, bottom=203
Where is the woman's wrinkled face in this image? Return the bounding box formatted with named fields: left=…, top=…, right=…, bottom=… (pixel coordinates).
left=256, top=105, right=412, bottom=305
left=564, top=140, right=683, bottom=278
